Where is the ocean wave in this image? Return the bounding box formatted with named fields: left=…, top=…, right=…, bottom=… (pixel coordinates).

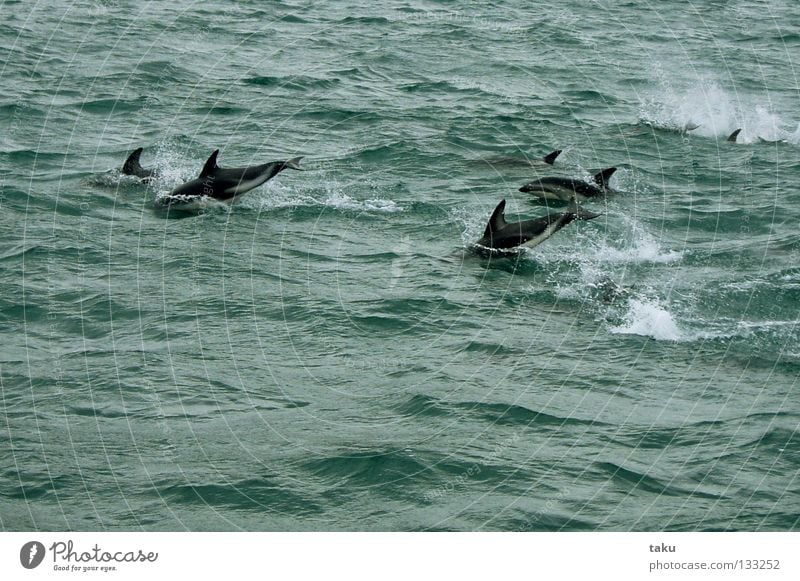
left=592, top=461, right=722, bottom=499
left=162, top=479, right=321, bottom=514
left=242, top=75, right=341, bottom=91
left=395, top=394, right=608, bottom=429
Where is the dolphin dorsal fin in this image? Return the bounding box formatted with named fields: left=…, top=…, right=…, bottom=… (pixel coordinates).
left=593, top=167, right=617, bottom=188
left=483, top=199, right=507, bottom=238
left=199, top=150, right=220, bottom=178
left=727, top=128, right=741, bottom=142
left=122, top=147, right=144, bottom=174
left=542, top=149, right=562, bottom=165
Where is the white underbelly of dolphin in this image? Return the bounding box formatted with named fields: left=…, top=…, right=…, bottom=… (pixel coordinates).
left=535, top=185, right=588, bottom=201
left=224, top=175, right=270, bottom=197
left=519, top=221, right=565, bottom=249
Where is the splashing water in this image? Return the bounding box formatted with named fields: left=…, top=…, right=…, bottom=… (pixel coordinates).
left=638, top=76, right=799, bottom=143
left=610, top=297, right=683, bottom=341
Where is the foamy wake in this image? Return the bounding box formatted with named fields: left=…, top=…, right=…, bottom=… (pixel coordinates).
left=317, top=191, right=404, bottom=213
left=584, top=218, right=682, bottom=265
left=243, top=182, right=404, bottom=214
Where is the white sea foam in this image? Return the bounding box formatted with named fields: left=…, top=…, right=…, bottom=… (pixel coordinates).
left=610, top=297, right=683, bottom=341
left=145, top=142, right=201, bottom=188
left=585, top=218, right=682, bottom=265
left=607, top=296, right=753, bottom=342
left=245, top=181, right=404, bottom=214
left=319, top=191, right=404, bottom=213
left=736, top=319, right=800, bottom=332
left=454, top=205, right=489, bottom=247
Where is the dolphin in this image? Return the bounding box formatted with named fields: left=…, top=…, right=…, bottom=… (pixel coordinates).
left=474, top=197, right=600, bottom=252
left=727, top=128, right=742, bottom=142
left=519, top=167, right=617, bottom=202
left=155, top=149, right=303, bottom=208
left=122, top=147, right=157, bottom=182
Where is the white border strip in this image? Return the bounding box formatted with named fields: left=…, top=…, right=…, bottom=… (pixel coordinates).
left=2, top=532, right=797, bottom=580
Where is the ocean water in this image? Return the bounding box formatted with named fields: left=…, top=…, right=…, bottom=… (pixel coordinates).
left=1, top=0, right=799, bottom=531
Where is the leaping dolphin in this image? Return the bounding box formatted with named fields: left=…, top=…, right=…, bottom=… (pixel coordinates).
left=474, top=197, right=600, bottom=252
left=519, top=167, right=617, bottom=202
left=155, top=149, right=303, bottom=208
left=122, top=147, right=157, bottom=182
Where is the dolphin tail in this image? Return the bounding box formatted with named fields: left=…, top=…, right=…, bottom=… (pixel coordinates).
left=284, top=156, right=304, bottom=171
left=592, top=167, right=617, bottom=189
left=122, top=147, right=145, bottom=175
left=727, top=128, right=742, bottom=142
left=567, top=195, right=601, bottom=221
left=542, top=149, right=562, bottom=165
left=576, top=208, right=601, bottom=221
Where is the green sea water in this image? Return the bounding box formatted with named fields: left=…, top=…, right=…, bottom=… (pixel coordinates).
left=1, top=0, right=799, bottom=531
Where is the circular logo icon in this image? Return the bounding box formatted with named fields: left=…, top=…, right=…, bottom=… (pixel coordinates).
left=20, top=541, right=46, bottom=569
